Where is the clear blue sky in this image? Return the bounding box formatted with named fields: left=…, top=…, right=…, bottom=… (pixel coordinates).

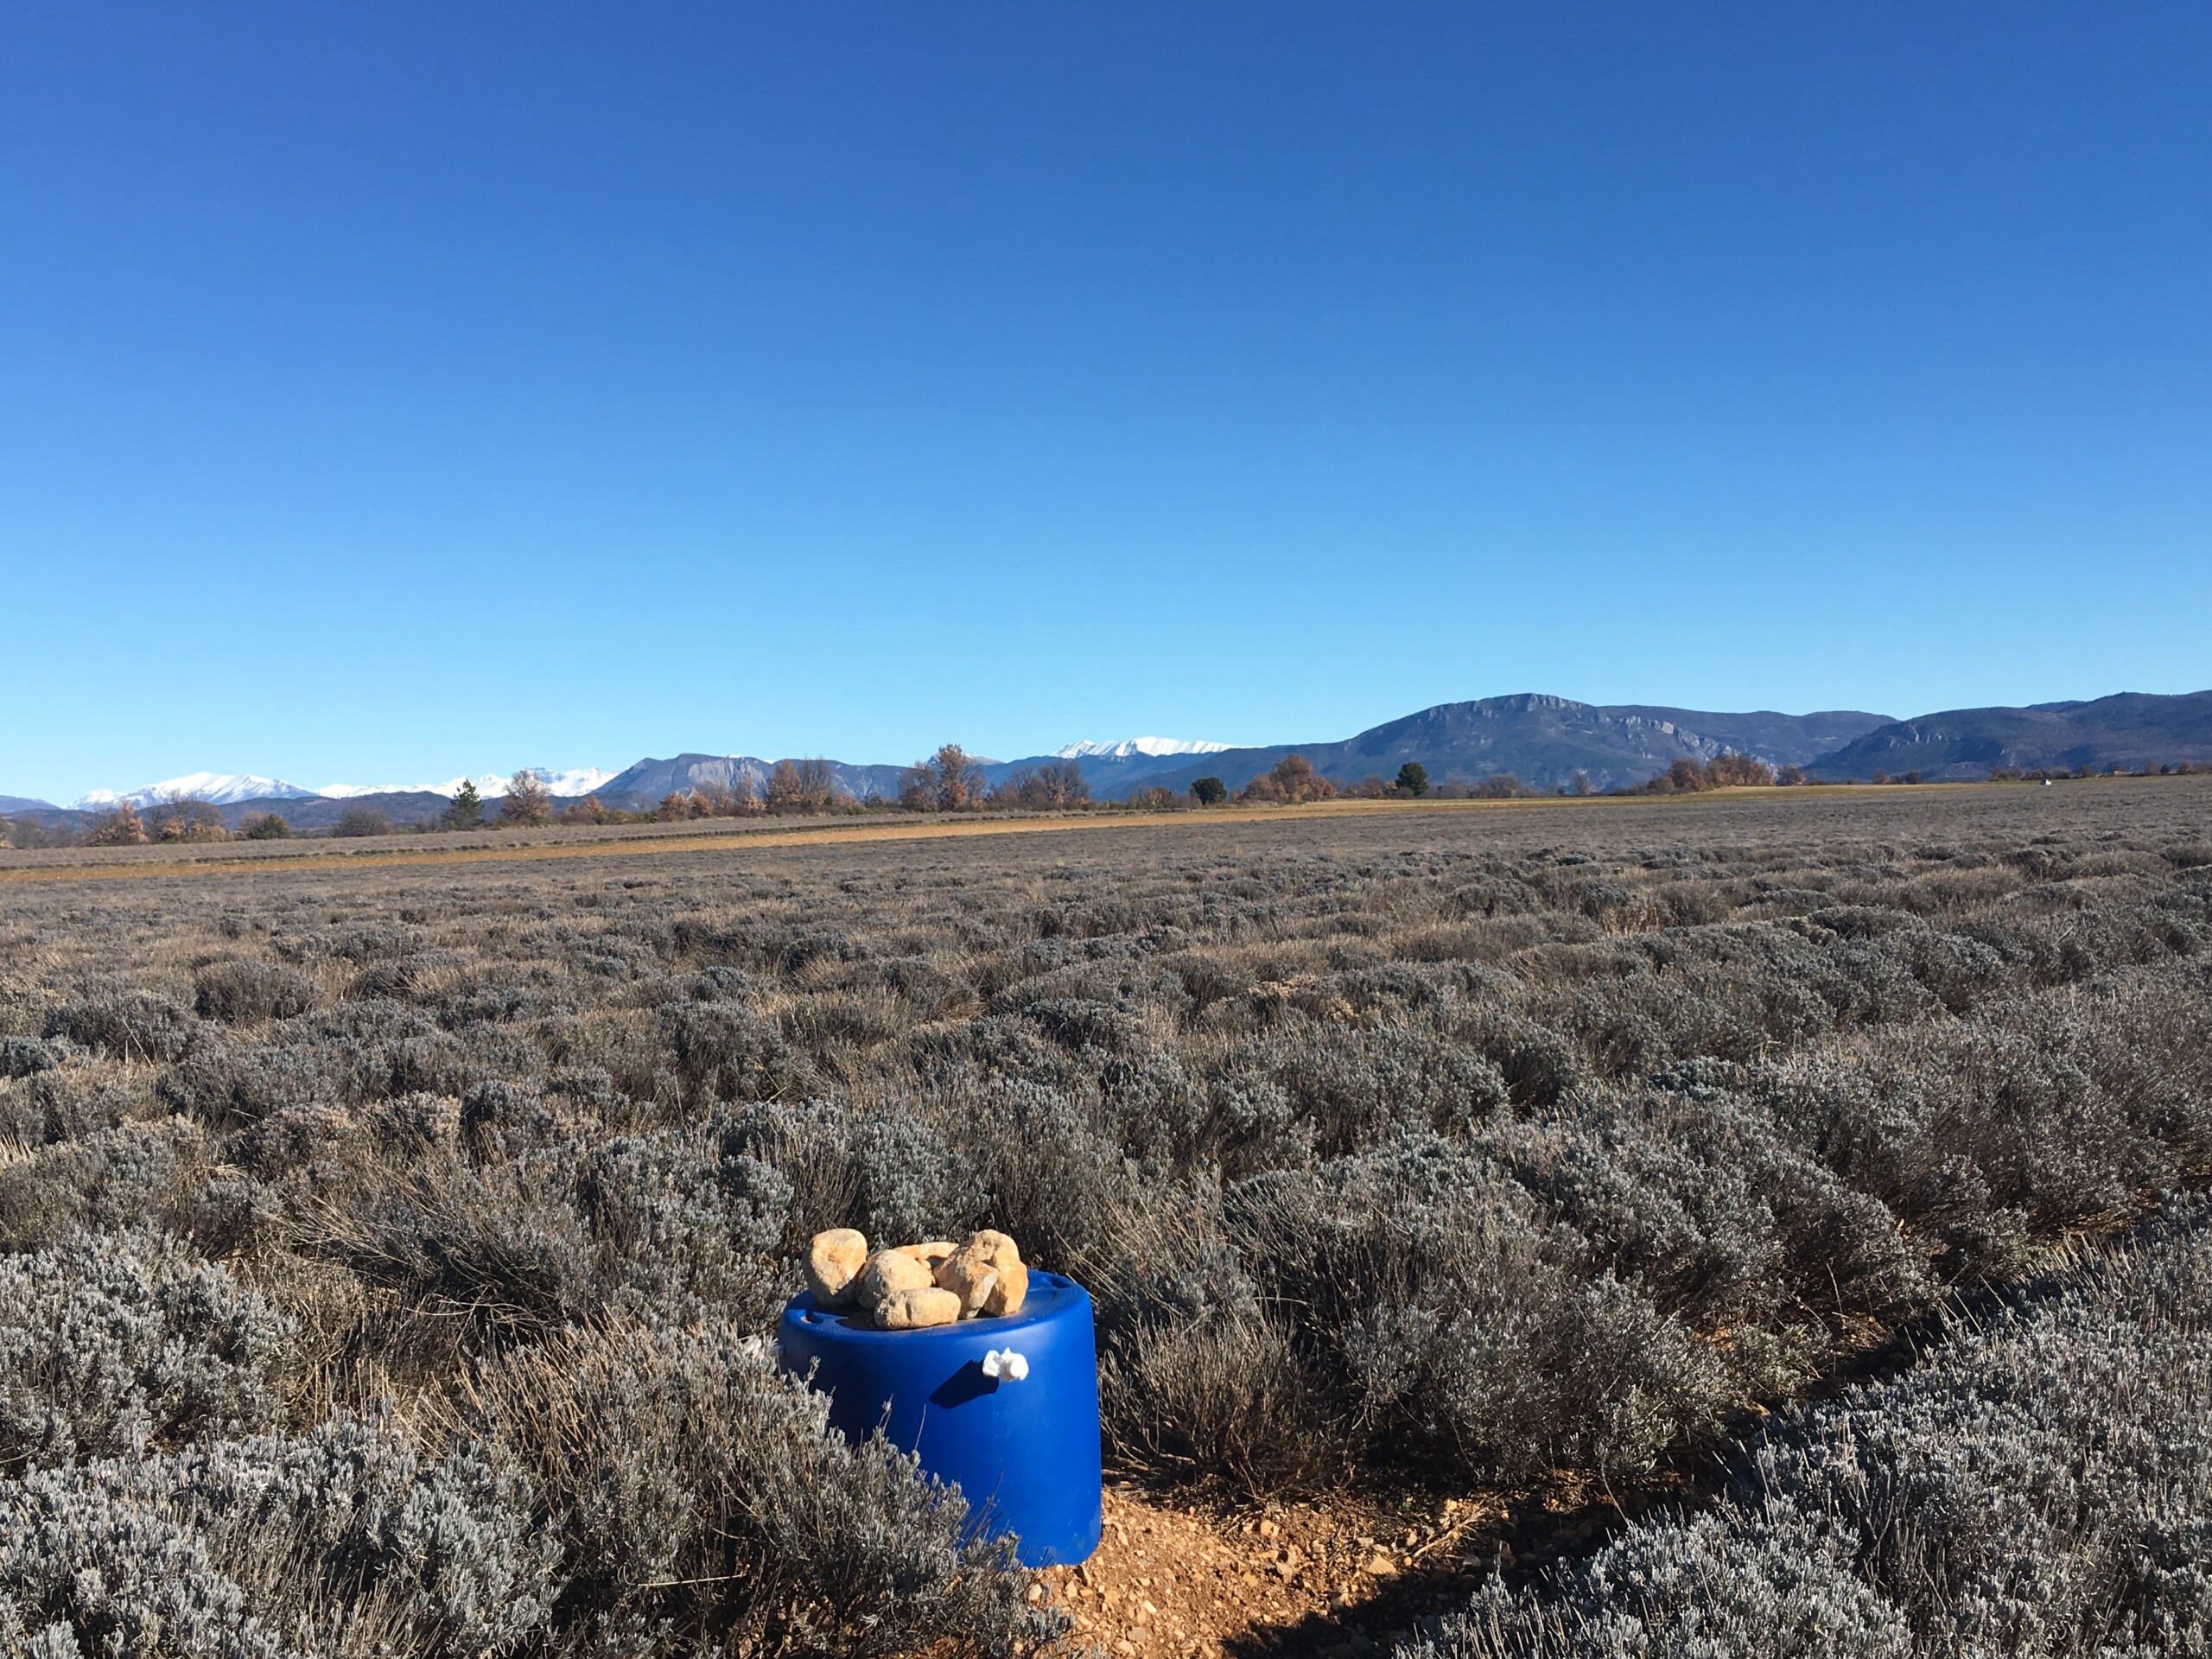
left=4, top=4, right=2209, bottom=801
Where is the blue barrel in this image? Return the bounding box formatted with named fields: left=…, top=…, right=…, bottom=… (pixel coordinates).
left=777, top=1271, right=1103, bottom=1566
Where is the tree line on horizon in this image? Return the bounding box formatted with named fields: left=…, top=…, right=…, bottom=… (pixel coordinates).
left=6, top=749, right=2208, bottom=853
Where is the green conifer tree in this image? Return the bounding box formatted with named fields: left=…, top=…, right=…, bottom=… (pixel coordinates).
left=444, top=779, right=484, bottom=830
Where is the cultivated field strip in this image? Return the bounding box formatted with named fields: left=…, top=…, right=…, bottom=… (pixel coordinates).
left=0, top=781, right=2069, bottom=884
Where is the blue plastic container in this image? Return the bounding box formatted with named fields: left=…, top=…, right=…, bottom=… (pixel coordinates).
left=777, top=1272, right=1103, bottom=1566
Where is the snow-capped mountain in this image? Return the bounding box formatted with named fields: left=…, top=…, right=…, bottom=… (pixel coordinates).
left=73, top=773, right=320, bottom=810
left=63, top=767, right=620, bottom=810
left=531, top=767, right=619, bottom=797
left=1051, top=737, right=1231, bottom=760
left=318, top=767, right=617, bottom=800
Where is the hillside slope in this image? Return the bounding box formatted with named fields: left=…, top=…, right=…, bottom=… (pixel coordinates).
left=1114, top=695, right=1892, bottom=797
left=597, top=753, right=910, bottom=806
left=1808, top=690, right=2212, bottom=780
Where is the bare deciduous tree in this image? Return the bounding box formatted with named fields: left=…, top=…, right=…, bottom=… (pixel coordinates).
left=499, top=769, right=554, bottom=825
left=797, top=757, right=838, bottom=810
left=768, top=759, right=837, bottom=815
left=1628, top=753, right=1777, bottom=796
left=558, top=794, right=608, bottom=825
left=998, top=759, right=1090, bottom=811
left=1243, top=754, right=1335, bottom=804
left=86, top=801, right=149, bottom=846
left=900, top=745, right=986, bottom=812
left=147, top=796, right=230, bottom=843
left=333, top=804, right=391, bottom=837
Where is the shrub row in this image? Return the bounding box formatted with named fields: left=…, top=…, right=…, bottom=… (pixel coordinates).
left=1402, top=1203, right=2212, bottom=1657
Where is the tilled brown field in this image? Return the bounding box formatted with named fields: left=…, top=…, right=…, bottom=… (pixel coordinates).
left=2, top=779, right=2208, bottom=1656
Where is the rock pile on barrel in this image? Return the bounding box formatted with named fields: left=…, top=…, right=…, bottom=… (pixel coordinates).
left=806, top=1227, right=1030, bottom=1329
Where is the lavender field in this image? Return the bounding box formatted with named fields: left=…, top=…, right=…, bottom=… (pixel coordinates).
left=3, top=780, right=2209, bottom=1656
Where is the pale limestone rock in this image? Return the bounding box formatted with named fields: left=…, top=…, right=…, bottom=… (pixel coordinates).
left=858, top=1248, right=936, bottom=1310
left=982, top=1260, right=1028, bottom=1318
left=962, top=1268, right=1001, bottom=1317
left=896, top=1240, right=958, bottom=1272
left=875, top=1287, right=962, bottom=1330
left=938, top=1229, right=1029, bottom=1319
left=936, top=1246, right=995, bottom=1315
left=806, top=1228, right=868, bottom=1309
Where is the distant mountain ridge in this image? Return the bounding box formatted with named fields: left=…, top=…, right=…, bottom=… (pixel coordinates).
left=1051, top=737, right=1231, bottom=760
left=1062, top=696, right=1896, bottom=797
left=11, top=691, right=2209, bottom=828
left=73, top=772, right=321, bottom=810
left=1807, top=691, right=2212, bottom=781
left=320, top=768, right=617, bottom=801
left=595, top=754, right=912, bottom=806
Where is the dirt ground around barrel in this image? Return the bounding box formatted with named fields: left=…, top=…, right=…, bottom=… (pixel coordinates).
left=1035, top=1309, right=1942, bottom=1656
left=1031, top=1479, right=1614, bottom=1656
